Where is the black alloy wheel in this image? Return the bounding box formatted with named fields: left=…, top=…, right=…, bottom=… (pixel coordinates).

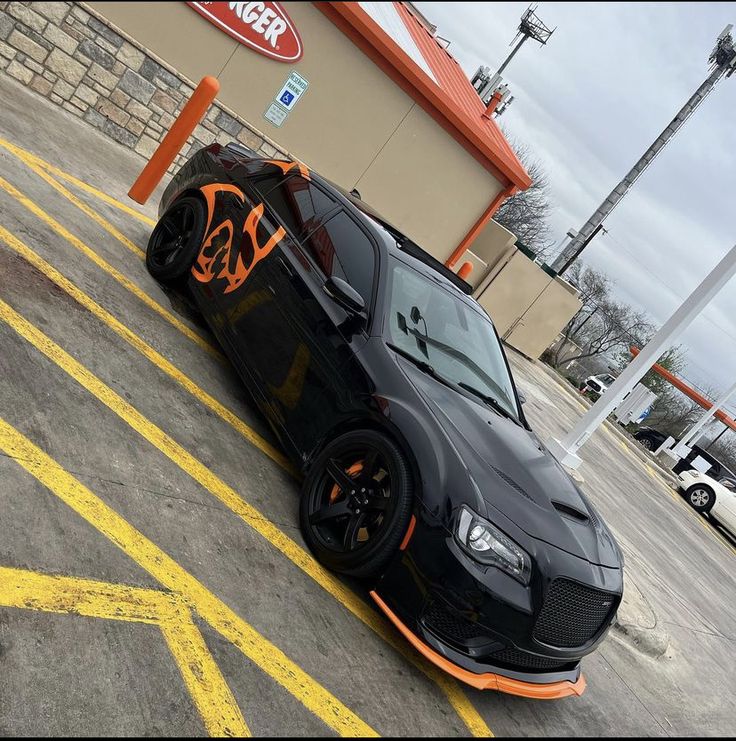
left=300, top=430, right=414, bottom=578
left=146, top=196, right=206, bottom=284
left=640, top=437, right=654, bottom=450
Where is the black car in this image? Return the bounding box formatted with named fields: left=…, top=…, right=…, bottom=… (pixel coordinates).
left=146, top=143, right=624, bottom=699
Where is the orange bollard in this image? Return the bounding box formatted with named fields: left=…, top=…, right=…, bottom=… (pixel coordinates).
left=128, top=75, right=220, bottom=204
left=458, top=261, right=473, bottom=280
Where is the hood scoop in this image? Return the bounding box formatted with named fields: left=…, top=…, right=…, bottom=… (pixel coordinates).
left=552, top=501, right=590, bottom=523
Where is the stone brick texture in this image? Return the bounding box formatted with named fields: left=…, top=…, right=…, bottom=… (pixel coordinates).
left=0, top=1, right=285, bottom=173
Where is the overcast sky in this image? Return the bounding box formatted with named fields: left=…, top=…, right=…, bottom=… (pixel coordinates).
left=417, top=1, right=736, bottom=407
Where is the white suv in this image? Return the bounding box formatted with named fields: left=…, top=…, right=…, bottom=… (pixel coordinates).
left=581, top=373, right=616, bottom=395
left=677, top=469, right=736, bottom=535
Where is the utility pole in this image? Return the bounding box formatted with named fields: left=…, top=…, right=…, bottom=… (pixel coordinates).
left=551, top=25, right=736, bottom=274
left=497, top=4, right=554, bottom=75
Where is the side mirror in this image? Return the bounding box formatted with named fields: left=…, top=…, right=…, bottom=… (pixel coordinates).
left=323, top=276, right=365, bottom=315
left=517, top=390, right=527, bottom=405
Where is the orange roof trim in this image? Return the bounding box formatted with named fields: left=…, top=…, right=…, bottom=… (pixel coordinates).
left=315, top=2, right=531, bottom=190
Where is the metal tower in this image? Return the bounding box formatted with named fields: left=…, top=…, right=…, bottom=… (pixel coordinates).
left=498, top=4, right=555, bottom=76
left=551, top=25, right=736, bottom=274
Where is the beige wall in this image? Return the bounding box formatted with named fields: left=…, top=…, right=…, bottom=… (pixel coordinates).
left=88, top=1, right=504, bottom=258
left=476, top=251, right=581, bottom=359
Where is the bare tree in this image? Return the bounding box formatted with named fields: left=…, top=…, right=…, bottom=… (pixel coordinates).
left=494, top=139, right=555, bottom=260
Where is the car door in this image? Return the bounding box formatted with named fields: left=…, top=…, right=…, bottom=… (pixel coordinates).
left=714, top=483, right=736, bottom=534
left=261, top=208, right=377, bottom=455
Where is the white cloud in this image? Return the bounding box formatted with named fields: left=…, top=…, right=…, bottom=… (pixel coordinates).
left=418, top=1, right=736, bottom=394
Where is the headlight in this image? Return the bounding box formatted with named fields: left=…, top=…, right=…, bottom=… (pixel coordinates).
left=455, top=505, right=531, bottom=585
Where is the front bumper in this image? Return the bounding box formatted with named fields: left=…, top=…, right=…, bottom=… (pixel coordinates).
left=375, top=510, right=622, bottom=698
left=371, top=591, right=586, bottom=699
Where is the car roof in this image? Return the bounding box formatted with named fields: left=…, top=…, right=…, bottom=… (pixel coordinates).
left=309, top=170, right=474, bottom=296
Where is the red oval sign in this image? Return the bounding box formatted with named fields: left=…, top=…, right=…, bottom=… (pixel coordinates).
left=188, top=2, right=303, bottom=63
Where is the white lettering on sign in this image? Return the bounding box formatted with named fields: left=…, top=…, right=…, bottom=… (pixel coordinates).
left=229, top=1, right=285, bottom=48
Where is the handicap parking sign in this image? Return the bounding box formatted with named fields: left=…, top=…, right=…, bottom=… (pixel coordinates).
left=279, top=90, right=295, bottom=107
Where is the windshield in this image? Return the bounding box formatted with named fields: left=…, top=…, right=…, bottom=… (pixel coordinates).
left=385, top=258, right=520, bottom=419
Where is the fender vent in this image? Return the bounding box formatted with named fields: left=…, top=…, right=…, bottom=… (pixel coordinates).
left=492, top=467, right=534, bottom=503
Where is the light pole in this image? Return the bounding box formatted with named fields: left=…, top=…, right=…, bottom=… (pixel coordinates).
left=548, top=242, right=736, bottom=469
left=551, top=25, right=736, bottom=274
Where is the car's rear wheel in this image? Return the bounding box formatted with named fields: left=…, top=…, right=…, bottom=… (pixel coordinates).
left=146, top=196, right=206, bottom=285
left=639, top=436, right=655, bottom=450
left=300, top=430, right=413, bottom=578
left=686, top=485, right=714, bottom=513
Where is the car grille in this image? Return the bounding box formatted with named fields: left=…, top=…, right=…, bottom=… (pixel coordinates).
left=490, top=647, right=572, bottom=671
left=533, top=579, right=617, bottom=648
left=422, top=602, right=491, bottom=644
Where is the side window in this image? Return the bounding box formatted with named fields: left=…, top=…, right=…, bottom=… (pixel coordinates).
left=303, top=211, right=376, bottom=304
left=251, top=174, right=337, bottom=238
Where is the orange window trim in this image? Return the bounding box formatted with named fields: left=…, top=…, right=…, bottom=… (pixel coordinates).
left=370, top=590, right=587, bottom=699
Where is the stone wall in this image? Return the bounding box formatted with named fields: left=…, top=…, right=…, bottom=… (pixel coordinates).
left=0, top=1, right=287, bottom=170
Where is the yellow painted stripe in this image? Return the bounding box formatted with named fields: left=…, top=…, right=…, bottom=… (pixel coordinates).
left=160, top=614, right=250, bottom=737
left=3, top=140, right=145, bottom=259
left=0, top=224, right=294, bottom=475
left=0, top=175, right=223, bottom=363
left=0, top=417, right=376, bottom=737
left=0, top=289, right=491, bottom=734
left=0, top=135, right=156, bottom=226
left=0, top=566, right=249, bottom=737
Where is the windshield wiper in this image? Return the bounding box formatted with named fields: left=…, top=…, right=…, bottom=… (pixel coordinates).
left=387, top=343, right=454, bottom=389
left=457, top=381, right=521, bottom=426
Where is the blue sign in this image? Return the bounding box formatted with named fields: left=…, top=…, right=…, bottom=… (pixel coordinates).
left=279, top=90, right=295, bottom=107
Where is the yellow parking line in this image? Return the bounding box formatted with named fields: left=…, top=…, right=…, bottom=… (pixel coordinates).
left=0, top=225, right=293, bottom=475
left=0, top=418, right=376, bottom=737
left=0, top=296, right=492, bottom=736
left=0, top=177, right=223, bottom=363
left=0, top=135, right=156, bottom=227
left=0, top=566, right=248, bottom=737
left=2, top=139, right=145, bottom=259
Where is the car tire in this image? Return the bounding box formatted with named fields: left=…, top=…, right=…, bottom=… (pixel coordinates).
left=300, top=430, right=414, bottom=579
left=639, top=436, right=654, bottom=451
left=146, top=196, right=206, bottom=285
left=686, top=485, right=715, bottom=513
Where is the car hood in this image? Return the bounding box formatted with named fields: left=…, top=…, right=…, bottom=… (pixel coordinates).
left=401, top=362, right=621, bottom=568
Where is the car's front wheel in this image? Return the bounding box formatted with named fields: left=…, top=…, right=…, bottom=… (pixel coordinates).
left=300, top=430, right=414, bottom=578
left=146, top=196, right=206, bottom=285
left=686, top=484, right=715, bottom=513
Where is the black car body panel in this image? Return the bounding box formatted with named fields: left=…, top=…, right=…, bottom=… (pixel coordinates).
left=157, top=143, right=624, bottom=693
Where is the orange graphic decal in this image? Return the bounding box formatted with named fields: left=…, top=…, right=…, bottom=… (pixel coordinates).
left=193, top=183, right=286, bottom=294
left=262, top=158, right=310, bottom=180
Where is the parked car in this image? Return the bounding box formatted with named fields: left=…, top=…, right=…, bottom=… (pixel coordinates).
left=633, top=426, right=668, bottom=451
left=581, top=373, right=616, bottom=395
left=146, top=142, right=624, bottom=698
left=677, top=470, right=736, bottom=535
left=634, top=428, right=736, bottom=484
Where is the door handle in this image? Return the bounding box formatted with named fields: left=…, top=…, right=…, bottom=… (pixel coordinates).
left=277, top=256, right=295, bottom=278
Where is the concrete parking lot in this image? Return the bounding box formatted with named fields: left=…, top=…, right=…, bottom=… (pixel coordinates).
left=0, top=74, right=734, bottom=736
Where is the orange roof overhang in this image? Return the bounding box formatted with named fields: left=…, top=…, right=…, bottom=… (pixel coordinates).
left=630, top=346, right=736, bottom=433
left=314, top=2, right=532, bottom=190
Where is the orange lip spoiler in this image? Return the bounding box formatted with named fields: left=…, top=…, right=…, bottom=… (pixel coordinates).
left=370, top=591, right=586, bottom=699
